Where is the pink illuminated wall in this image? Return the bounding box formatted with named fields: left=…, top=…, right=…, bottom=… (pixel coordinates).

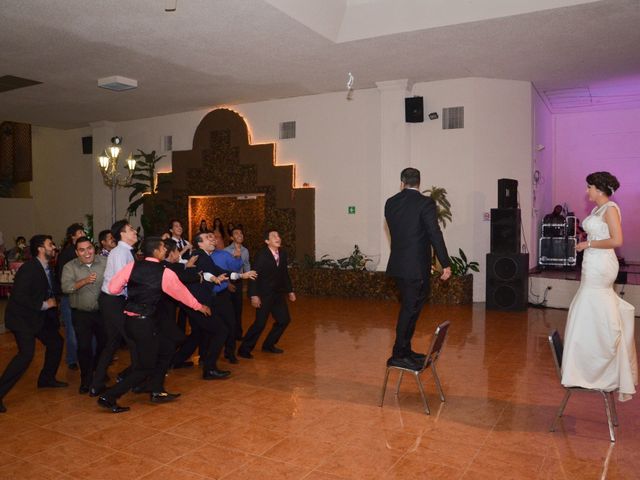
left=553, top=107, right=640, bottom=261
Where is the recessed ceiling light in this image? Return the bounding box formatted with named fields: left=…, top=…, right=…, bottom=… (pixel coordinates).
left=98, top=75, right=138, bottom=92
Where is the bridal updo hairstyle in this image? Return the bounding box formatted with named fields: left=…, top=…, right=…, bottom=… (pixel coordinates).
left=586, top=171, right=620, bottom=197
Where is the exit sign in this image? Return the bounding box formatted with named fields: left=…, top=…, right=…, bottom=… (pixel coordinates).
left=348, top=206, right=356, bottom=214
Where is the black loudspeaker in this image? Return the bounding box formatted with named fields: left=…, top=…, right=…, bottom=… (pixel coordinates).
left=486, top=253, right=529, bottom=311
left=405, top=96, right=424, bottom=123
left=498, top=178, right=518, bottom=208
left=81, top=136, right=93, bottom=154
left=490, top=208, right=521, bottom=254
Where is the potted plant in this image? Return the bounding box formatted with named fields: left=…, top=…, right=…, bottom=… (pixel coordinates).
left=126, top=149, right=170, bottom=235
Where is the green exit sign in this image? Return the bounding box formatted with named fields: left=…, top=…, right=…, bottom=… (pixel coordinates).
left=348, top=206, right=356, bottom=214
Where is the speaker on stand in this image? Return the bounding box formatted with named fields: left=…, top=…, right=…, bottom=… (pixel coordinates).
left=486, top=253, right=529, bottom=311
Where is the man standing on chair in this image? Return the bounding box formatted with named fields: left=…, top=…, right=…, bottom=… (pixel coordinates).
left=385, top=167, right=451, bottom=370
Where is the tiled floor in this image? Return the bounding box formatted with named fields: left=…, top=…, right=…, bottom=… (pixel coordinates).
left=0, top=297, right=639, bottom=479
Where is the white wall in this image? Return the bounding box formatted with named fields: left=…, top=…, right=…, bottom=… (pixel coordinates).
left=532, top=87, right=554, bottom=264
left=0, top=126, right=92, bottom=246
left=7, top=76, right=535, bottom=303
left=410, top=78, right=533, bottom=300
left=553, top=107, right=640, bottom=261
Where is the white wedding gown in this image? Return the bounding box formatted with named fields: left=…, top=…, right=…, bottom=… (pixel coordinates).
left=561, top=201, right=638, bottom=401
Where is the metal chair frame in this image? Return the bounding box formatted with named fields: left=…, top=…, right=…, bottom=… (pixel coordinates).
left=379, top=321, right=450, bottom=415
left=548, top=330, right=619, bottom=442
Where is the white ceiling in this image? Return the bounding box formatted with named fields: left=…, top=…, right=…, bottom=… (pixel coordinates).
left=0, top=0, right=639, bottom=129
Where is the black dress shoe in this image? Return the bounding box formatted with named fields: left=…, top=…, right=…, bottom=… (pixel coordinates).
left=0, top=400, right=6, bottom=413
left=78, top=385, right=90, bottom=394
left=97, top=396, right=130, bottom=413
left=89, top=385, right=106, bottom=397
left=387, top=356, right=422, bottom=370
left=172, top=361, right=194, bottom=369
left=68, top=363, right=79, bottom=371
left=37, top=379, right=69, bottom=389
left=203, top=369, right=231, bottom=380
left=237, top=350, right=253, bottom=359
left=410, top=351, right=427, bottom=362
left=150, top=391, right=181, bottom=403
left=262, top=345, right=284, bottom=354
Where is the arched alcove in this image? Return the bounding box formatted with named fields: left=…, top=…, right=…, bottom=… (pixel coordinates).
left=153, top=108, right=314, bottom=261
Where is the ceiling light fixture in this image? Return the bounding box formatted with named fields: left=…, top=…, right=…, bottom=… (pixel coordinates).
left=98, top=76, right=138, bottom=92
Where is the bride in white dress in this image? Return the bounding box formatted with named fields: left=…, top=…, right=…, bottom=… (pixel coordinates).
left=561, top=171, right=638, bottom=402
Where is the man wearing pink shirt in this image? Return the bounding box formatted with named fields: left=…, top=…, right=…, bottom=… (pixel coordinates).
left=97, top=237, right=211, bottom=413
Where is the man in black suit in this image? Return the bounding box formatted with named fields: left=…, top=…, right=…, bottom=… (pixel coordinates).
left=385, top=168, right=451, bottom=370
left=0, top=235, right=68, bottom=413
left=172, top=232, right=232, bottom=380
left=238, top=228, right=295, bottom=358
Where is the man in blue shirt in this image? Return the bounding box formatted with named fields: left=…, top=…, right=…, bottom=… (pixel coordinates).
left=224, top=227, right=251, bottom=340
left=210, top=232, right=256, bottom=363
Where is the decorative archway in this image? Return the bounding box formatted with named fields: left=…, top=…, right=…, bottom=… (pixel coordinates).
left=153, top=108, right=315, bottom=261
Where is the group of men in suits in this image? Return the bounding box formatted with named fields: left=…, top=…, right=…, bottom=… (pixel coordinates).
left=0, top=220, right=297, bottom=414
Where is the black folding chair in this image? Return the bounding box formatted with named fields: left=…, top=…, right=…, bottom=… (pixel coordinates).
left=380, top=321, right=450, bottom=415
left=548, top=330, right=618, bottom=442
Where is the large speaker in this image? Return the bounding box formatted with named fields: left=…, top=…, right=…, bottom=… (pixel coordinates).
left=498, top=178, right=518, bottom=208
left=490, top=208, right=521, bottom=254
left=486, top=253, right=529, bottom=311
left=405, top=96, right=424, bottom=123
left=81, top=136, right=93, bottom=154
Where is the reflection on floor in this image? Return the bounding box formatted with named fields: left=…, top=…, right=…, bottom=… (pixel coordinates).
left=0, top=297, right=638, bottom=479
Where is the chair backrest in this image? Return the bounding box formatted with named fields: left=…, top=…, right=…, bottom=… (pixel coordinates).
left=423, top=321, right=450, bottom=368
left=548, top=329, right=563, bottom=381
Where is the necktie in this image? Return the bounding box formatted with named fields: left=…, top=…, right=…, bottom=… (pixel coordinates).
left=45, top=265, right=54, bottom=297
left=274, top=251, right=279, bottom=266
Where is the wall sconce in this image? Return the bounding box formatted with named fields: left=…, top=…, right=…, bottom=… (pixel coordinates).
left=428, top=112, right=439, bottom=120
left=97, top=136, right=137, bottom=223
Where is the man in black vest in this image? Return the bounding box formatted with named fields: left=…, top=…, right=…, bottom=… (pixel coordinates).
left=238, top=228, right=295, bottom=358
left=385, top=168, right=451, bottom=370
left=97, top=237, right=211, bottom=413
left=0, top=235, right=67, bottom=413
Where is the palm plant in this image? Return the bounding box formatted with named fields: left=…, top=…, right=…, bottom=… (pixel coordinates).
left=422, top=185, right=452, bottom=229
left=127, top=149, right=169, bottom=234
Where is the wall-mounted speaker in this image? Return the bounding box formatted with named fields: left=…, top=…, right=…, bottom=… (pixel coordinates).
left=405, top=96, right=424, bottom=123
left=490, top=208, right=521, bottom=254
left=498, top=178, right=518, bottom=208
left=81, top=136, right=93, bottom=155
left=486, top=253, right=529, bottom=311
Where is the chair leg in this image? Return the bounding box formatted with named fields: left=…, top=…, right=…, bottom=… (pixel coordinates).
left=550, top=390, right=571, bottom=432
left=602, top=392, right=616, bottom=442
left=609, top=392, right=619, bottom=427
left=395, top=371, right=404, bottom=396
left=414, top=372, right=430, bottom=415
left=431, top=364, right=446, bottom=402
left=379, top=368, right=390, bottom=407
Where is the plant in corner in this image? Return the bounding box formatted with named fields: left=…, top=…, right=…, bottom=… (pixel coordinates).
left=449, top=248, right=480, bottom=276
left=126, top=149, right=170, bottom=235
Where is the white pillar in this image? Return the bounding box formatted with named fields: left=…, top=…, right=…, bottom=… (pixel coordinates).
left=376, top=79, right=410, bottom=270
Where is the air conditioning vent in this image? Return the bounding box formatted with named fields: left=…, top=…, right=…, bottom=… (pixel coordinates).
left=279, top=121, right=296, bottom=139
left=442, top=106, right=464, bottom=129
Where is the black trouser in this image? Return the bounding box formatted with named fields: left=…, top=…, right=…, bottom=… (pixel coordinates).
left=0, top=311, right=63, bottom=399
left=229, top=279, right=244, bottom=339
left=173, top=306, right=227, bottom=371
left=392, top=277, right=429, bottom=358
left=91, top=293, right=130, bottom=390
left=212, top=289, right=236, bottom=358
left=103, top=315, right=159, bottom=400
left=239, top=294, right=291, bottom=353
left=71, top=309, right=107, bottom=388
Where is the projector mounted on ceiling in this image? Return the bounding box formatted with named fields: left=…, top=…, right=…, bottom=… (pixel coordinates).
left=98, top=76, right=138, bottom=92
